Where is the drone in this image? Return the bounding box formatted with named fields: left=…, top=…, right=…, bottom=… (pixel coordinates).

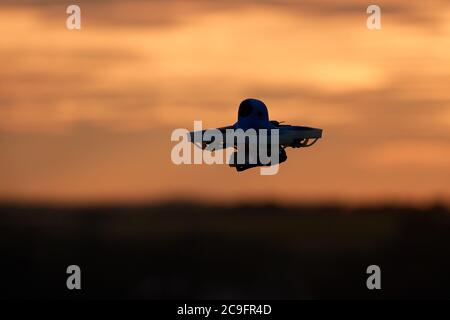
left=189, top=98, right=322, bottom=172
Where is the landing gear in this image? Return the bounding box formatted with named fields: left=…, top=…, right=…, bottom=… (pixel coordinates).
left=291, top=138, right=319, bottom=148
left=229, top=148, right=287, bottom=172
left=279, top=147, right=287, bottom=163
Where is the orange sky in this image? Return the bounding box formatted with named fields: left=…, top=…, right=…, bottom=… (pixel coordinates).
left=0, top=0, right=449, bottom=205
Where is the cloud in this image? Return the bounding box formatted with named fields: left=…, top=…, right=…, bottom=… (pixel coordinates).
left=2, top=0, right=448, bottom=29
left=0, top=0, right=449, bottom=203
left=364, top=140, right=450, bottom=168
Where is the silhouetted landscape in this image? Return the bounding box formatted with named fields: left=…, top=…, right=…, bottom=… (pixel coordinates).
left=1, top=202, right=449, bottom=299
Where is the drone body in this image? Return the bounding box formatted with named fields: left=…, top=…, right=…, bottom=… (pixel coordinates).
left=189, top=99, right=323, bottom=172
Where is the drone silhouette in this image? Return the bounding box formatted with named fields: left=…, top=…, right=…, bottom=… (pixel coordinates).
left=189, top=98, right=322, bottom=172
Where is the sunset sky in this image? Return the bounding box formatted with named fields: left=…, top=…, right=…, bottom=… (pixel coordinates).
left=0, top=0, right=449, bottom=204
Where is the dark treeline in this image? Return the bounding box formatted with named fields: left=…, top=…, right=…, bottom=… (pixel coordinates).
left=0, top=202, right=449, bottom=299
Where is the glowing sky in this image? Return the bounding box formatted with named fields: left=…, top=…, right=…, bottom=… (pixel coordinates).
left=0, top=0, right=449, bottom=204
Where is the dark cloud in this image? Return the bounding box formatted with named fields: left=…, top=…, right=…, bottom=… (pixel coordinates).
left=1, top=0, right=447, bottom=29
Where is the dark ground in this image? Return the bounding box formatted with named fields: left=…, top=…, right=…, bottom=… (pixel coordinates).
left=0, top=202, right=449, bottom=299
